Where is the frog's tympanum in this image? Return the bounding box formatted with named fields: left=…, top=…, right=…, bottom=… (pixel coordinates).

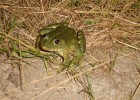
left=36, top=23, right=86, bottom=73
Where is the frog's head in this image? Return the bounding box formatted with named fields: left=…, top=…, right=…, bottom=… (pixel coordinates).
left=38, top=31, right=66, bottom=52
left=36, top=23, right=69, bottom=52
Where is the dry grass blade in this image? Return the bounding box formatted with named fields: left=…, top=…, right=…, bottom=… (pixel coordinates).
left=130, top=83, right=140, bottom=100
left=0, top=0, right=140, bottom=100
left=113, top=38, right=140, bottom=51
left=31, top=54, right=131, bottom=100
left=0, top=32, right=36, bottom=51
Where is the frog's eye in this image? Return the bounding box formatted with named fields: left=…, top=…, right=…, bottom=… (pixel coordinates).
left=54, top=39, right=59, bottom=44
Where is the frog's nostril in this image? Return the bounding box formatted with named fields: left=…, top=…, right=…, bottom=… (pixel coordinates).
left=44, top=35, right=48, bottom=40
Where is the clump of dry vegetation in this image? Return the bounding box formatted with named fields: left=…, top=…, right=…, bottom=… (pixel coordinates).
left=0, top=0, right=140, bottom=100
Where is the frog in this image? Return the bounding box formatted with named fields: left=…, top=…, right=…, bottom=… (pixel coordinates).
left=35, top=23, right=86, bottom=73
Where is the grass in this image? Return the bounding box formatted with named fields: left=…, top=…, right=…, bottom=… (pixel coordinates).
left=0, top=0, right=140, bottom=100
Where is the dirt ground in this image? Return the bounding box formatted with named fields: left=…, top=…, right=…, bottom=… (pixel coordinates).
left=0, top=50, right=140, bottom=100
left=0, top=0, right=140, bottom=100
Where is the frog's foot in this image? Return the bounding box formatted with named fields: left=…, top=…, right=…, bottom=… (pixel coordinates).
left=70, top=55, right=84, bottom=68
left=69, top=58, right=81, bottom=69
left=56, top=64, right=69, bottom=73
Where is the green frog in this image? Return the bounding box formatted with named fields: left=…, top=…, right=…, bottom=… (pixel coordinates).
left=35, top=23, right=86, bottom=73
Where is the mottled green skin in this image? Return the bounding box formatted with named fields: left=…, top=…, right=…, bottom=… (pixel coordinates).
left=36, top=23, right=86, bottom=72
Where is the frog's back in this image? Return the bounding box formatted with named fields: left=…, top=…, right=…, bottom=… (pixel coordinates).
left=54, top=24, right=77, bottom=40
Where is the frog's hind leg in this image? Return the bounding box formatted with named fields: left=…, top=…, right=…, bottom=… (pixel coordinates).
left=69, top=30, right=86, bottom=69
left=77, top=30, right=86, bottom=53
left=69, top=47, right=85, bottom=70
left=57, top=51, right=71, bottom=73
left=69, top=53, right=84, bottom=68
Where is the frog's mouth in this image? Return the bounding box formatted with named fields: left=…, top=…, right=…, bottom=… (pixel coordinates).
left=37, top=35, right=63, bottom=53
left=39, top=40, right=50, bottom=52
left=39, top=38, right=57, bottom=52
left=38, top=39, right=64, bottom=63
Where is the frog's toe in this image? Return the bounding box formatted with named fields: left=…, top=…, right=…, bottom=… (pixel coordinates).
left=57, top=64, right=68, bottom=73
left=70, top=60, right=80, bottom=68
left=56, top=69, right=62, bottom=73
left=57, top=68, right=64, bottom=73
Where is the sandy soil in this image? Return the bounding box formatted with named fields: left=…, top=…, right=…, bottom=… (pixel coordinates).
left=0, top=0, right=140, bottom=100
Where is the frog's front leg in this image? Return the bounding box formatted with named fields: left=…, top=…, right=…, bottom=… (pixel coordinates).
left=57, top=51, right=71, bottom=73
left=69, top=30, right=86, bottom=68
left=69, top=49, right=84, bottom=68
